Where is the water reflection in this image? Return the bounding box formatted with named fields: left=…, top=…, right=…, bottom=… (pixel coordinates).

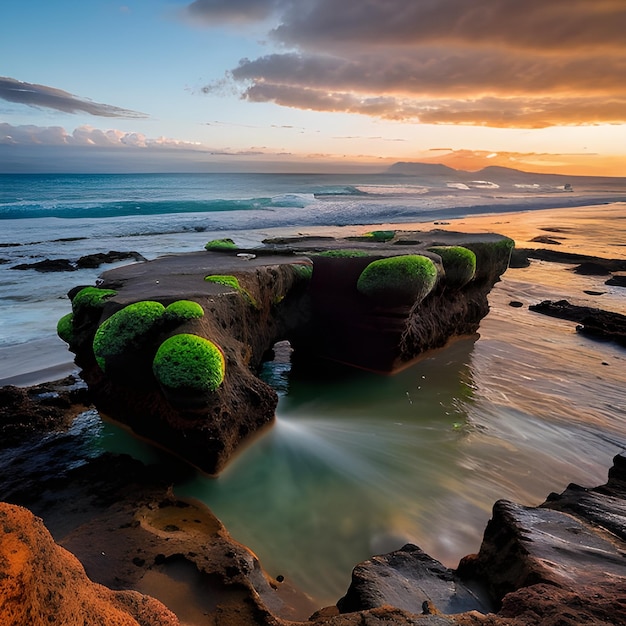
left=175, top=263, right=626, bottom=606
left=87, top=259, right=626, bottom=607
left=177, top=338, right=486, bottom=603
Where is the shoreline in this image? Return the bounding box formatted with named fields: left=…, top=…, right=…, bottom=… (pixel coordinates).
left=3, top=200, right=624, bottom=388
left=1, top=200, right=625, bottom=624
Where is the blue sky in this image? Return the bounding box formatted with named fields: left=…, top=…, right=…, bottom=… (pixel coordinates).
left=2, top=0, right=625, bottom=174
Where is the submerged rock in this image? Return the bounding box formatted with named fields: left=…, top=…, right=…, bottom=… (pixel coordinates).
left=529, top=299, right=626, bottom=346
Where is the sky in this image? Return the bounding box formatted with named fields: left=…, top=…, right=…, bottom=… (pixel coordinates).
left=1, top=0, right=625, bottom=175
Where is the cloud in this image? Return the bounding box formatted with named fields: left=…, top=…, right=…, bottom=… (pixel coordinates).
left=0, top=77, right=147, bottom=118
left=192, top=0, right=626, bottom=128
left=0, top=123, right=201, bottom=149
left=182, top=0, right=281, bottom=24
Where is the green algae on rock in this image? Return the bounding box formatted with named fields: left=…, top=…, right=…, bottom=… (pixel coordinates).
left=427, top=245, right=477, bottom=288
left=356, top=255, right=438, bottom=303
left=204, top=238, right=238, bottom=251
left=163, top=299, right=204, bottom=323
left=92, top=300, right=165, bottom=373
left=153, top=333, right=225, bottom=398
left=56, top=313, right=75, bottom=345
left=71, top=286, right=117, bottom=314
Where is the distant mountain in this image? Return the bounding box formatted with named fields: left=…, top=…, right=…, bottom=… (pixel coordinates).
left=386, top=162, right=623, bottom=185
left=386, top=162, right=460, bottom=177
left=472, top=165, right=571, bottom=183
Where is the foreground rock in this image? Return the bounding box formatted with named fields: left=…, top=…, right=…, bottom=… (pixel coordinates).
left=58, top=230, right=513, bottom=474
left=2, top=379, right=626, bottom=625
left=331, top=453, right=626, bottom=625
left=0, top=502, right=179, bottom=626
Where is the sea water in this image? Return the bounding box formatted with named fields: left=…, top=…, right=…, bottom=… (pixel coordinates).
left=1, top=172, right=626, bottom=605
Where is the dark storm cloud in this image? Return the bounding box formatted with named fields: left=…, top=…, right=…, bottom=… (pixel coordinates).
left=0, top=77, right=147, bottom=118
left=191, top=0, right=626, bottom=127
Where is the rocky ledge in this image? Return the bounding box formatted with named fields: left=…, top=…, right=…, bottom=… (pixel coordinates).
left=57, top=229, right=513, bottom=474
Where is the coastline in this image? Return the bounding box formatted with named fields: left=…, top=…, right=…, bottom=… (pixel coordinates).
left=1, top=200, right=625, bottom=623
left=4, top=200, right=624, bottom=388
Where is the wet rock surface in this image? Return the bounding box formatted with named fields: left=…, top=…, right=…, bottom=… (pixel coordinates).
left=336, top=544, right=492, bottom=616
left=529, top=299, right=626, bottom=346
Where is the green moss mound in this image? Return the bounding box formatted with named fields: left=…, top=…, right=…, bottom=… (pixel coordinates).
left=153, top=333, right=225, bottom=393
left=71, top=287, right=117, bottom=314
left=290, top=263, right=313, bottom=280
left=204, top=238, right=237, bottom=251
left=164, top=300, right=204, bottom=322
left=204, top=274, right=241, bottom=289
left=363, top=230, right=395, bottom=242
left=357, top=255, right=438, bottom=303
left=427, top=246, right=476, bottom=288
left=92, top=300, right=165, bottom=372
left=204, top=275, right=257, bottom=307
left=57, top=313, right=74, bottom=344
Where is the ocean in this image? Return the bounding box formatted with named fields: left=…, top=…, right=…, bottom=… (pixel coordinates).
left=1, top=171, right=626, bottom=606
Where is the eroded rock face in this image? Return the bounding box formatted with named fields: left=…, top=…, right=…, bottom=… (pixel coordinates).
left=336, top=544, right=492, bottom=616
left=60, top=230, right=513, bottom=474
left=0, top=502, right=179, bottom=626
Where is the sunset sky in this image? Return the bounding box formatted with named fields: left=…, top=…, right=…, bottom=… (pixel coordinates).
left=2, top=0, right=625, bottom=175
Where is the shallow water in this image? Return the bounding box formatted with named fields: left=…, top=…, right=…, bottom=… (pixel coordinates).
left=170, top=260, right=625, bottom=604
left=1, top=173, right=625, bottom=606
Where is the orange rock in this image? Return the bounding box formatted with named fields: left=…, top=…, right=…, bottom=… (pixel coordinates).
left=0, top=502, right=179, bottom=626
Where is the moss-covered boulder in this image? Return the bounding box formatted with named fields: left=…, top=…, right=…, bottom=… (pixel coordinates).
left=428, top=246, right=476, bottom=288
left=56, top=313, right=74, bottom=345
left=153, top=334, right=225, bottom=405
left=356, top=255, right=438, bottom=304
left=71, top=287, right=117, bottom=314
left=163, top=299, right=204, bottom=323
left=204, top=238, right=237, bottom=251
left=92, top=300, right=165, bottom=374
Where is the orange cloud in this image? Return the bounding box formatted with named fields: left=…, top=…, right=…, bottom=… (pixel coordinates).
left=196, top=0, right=626, bottom=128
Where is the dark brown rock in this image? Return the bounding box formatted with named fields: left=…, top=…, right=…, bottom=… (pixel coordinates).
left=336, top=544, right=491, bottom=616
left=573, top=261, right=611, bottom=275
left=530, top=236, right=563, bottom=245
left=606, top=274, right=626, bottom=287
left=529, top=299, right=626, bottom=346
left=76, top=250, right=146, bottom=269
left=63, top=230, right=512, bottom=474
left=0, top=375, right=90, bottom=447
left=11, top=258, right=76, bottom=272
left=521, top=248, right=626, bottom=271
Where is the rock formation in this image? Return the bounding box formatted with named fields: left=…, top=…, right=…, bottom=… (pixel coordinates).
left=57, top=230, right=513, bottom=475
left=0, top=502, right=179, bottom=626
